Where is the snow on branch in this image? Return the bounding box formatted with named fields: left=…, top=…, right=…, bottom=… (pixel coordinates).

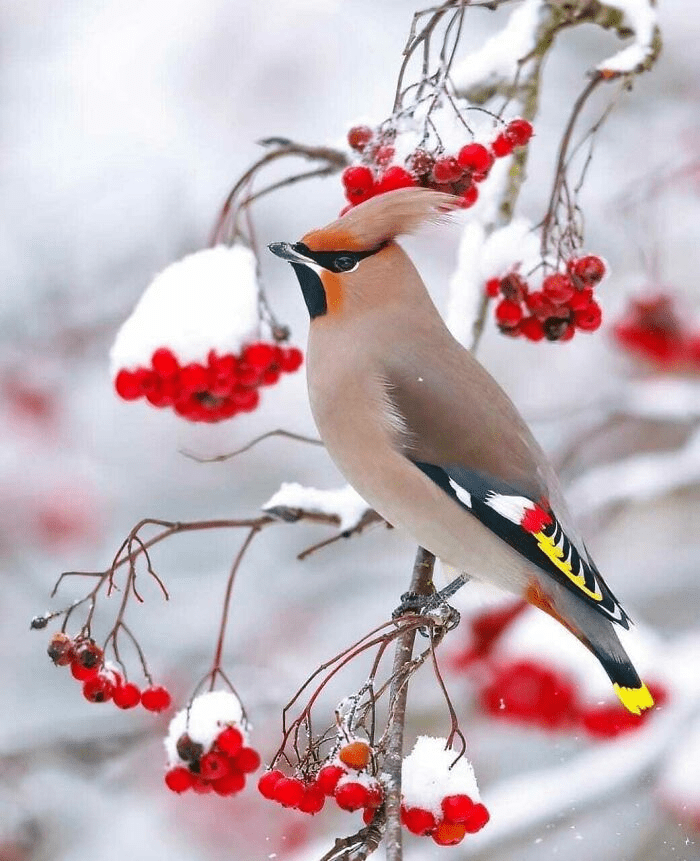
left=596, top=0, right=660, bottom=75
left=262, top=482, right=372, bottom=532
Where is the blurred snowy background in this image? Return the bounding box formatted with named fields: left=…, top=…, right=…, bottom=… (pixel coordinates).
left=2, top=0, right=700, bottom=859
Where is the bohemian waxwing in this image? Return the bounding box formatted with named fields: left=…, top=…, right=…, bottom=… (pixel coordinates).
left=269, top=187, right=653, bottom=715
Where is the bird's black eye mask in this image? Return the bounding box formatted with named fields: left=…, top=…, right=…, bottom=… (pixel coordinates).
left=292, top=241, right=389, bottom=273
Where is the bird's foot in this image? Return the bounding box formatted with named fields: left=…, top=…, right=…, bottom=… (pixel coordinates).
left=392, top=588, right=462, bottom=635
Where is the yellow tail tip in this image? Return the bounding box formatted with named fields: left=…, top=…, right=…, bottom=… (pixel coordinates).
left=613, top=682, right=655, bottom=715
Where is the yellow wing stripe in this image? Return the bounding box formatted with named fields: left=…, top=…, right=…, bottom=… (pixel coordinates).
left=533, top=530, right=604, bottom=603
left=614, top=683, right=655, bottom=715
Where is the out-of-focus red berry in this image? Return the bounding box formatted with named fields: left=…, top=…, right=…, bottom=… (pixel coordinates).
left=491, top=134, right=514, bottom=157
left=151, top=348, right=179, bottom=377
left=486, top=278, right=501, bottom=298
left=213, top=769, right=246, bottom=796
left=405, top=149, right=435, bottom=177
left=115, top=370, right=142, bottom=401
left=258, top=769, right=284, bottom=799
left=113, top=682, right=141, bottom=709
left=279, top=347, right=304, bottom=372
left=82, top=674, right=114, bottom=703
left=432, top=156, right=463, bottom=183
left=334, top=781, right=369, bottom=811
left=274, top=777, right=305, bottom=808
left=375, top=166, right=417, bottom=194
left=234, top=747, right=261, bottom=774
left=216, top=726, right=243, bottom=757
left=373, top=144, right=395, bottom=167
left=298, top=782, right=326, bottom=815
left=401, top=806, right=437, bottom=835
left=573, top=255, right=606, bottom=284
left=520, top=316, right=546, bottom=341
left=574, top=300, right=603, bottom=331
left=542, top=273, right=575, bottom=304
left=495, top=299, right=524, bottom=327
left=199, top=752, right=231, bottom=781
left=459, top=184, right=479, bottom=208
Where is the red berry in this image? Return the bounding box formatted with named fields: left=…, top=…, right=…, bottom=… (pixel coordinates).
left=441, top=794, right=475, bottom=824
left=405, top=149, right=435, bottom=177
left=199, top=752, right=231, bottom=781
left=151, top=348, right=179, bottom=377
left=233, top=746, right=261, bottom=774
left=260, top=367, right=281, bottom=386
left=243, top=343, right=276, bottom=369
left=165, top=766, right=194, bottom=793
left=525, top=291, right=557, bottom=320
left=542, top=273, right=575, bottom=304
left=401, top=806, right=437, bottom=835
left=464, top=802, right=490, bottom=832
left=485, top=278, right=501, bottom=298
left=373, top=144, right=395, bottom=167
left=505, top=119, right=533, bottom=146
left=500, top=273, right=528, bottom=302
left=495, top=299, right=524, bottom=327
left=115, top=370, right=142, bottom=401
left=258, top=770, right=285, bottom=799
left=559, top=323, right=576, bottom=342
left=179, top=363, right=209, bottom=393
left=342, top=165, right=375, bottom=193
left=317, top=764, right=346, bottom=795
left=48, top=632, right=74, bottom=666
left=568, top=287, right=594, bottom=311
left=339, top=741, right=372, bottom=770
left=375, top=166, right=417, bottom=194
left=82, top=674, right=114, bottom=703
left=334, top=781, right=369, bottom=811
left=216, top=726, right=243, bottom=757
left=362, top=808, right=375, bottom=825
left=347, top=125, right=373, bottom=152
left=491, top=133, right=514, bottom=157
left=279, top=347, right=303, bottom=373
left=433, top=821, right=467, bottom=846
left=213, top=769, right=245, bottom=796
left=191, top=777, right=214, bottom=794
left=574, top=300, right=603, bottom=331
left=432, top=156, right=463, bottom=183
left=70, top=659, right=99, bottom=682
left=457, top=143, right=492, bottom=173
left=141, top=685, right=171, bottom=713
left=232, top=387, right=260, bottom=412
left=520, top=316, right=545, bottom=341
left=298, top=782, right=326, bottom=815
left=113, top=682, right=141, bottom=709
left=365, top=783, right=383, bottom=809
left=235, top=362, right=260, bottom=388
left=459, top=184, right=479, bottom=208
left=573, top=255, right=606, bottom=284
left=274, top=777, right=305, bottom=808
left=74, top=641, right=103, bottom=670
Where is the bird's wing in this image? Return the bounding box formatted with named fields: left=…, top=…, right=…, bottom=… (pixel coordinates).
left=384, top=354, right=630, bottom=627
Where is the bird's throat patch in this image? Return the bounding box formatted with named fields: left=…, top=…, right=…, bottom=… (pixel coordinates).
left=290, top=263, right=327, bottom=319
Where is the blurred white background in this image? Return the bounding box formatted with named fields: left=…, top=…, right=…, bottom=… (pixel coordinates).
left=2, top=1, right=700, bottom=859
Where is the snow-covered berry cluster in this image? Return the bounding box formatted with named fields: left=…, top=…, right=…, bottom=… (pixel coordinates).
left=111, top=246, right=303, bottom=423
left=164, top=691, right=261, bottom=796
left=258, top=741, right=383, bottom=819
left=400, top=737, right=489, bottom=846
left=47, top=632, right=171, bottom=710
left=486, top=255, right=606, bottom=341
left=341, top=118, right=533, bottom=212
left=613, top=293, right=700, bottom=369
left=115, top=343, right=303, bottom=423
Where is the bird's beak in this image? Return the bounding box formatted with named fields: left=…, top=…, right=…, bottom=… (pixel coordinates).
left=268, top=242, right=315, bottom=265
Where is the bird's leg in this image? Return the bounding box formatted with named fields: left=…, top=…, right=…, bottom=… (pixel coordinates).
left=392, top=574, right=468, bottom=633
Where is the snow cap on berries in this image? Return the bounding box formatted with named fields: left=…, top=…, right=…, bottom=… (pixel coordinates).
left=110, top=246, right=260, bottom=374
left=164, top=690, right=246, bottom=766
left=401, top=736, right=480, bottom=818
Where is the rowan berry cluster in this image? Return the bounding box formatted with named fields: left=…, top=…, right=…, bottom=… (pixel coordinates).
left=47, top=632, right=171, bottom=711
left=613, top=294, right=700, bottom=368
left=258, top=741, right=383, bottom=819
left=164, top=692, right=260, bottom=796
left=114, top=342, right=303, bottom=423
left=400, top=737, right=489, bottom=847
left=341, top=119, right=533, bottom=212
left=486, top=255, right=606, bottom=341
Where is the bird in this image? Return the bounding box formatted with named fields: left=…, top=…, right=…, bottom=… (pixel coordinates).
left=268, top=187, right=653, bottom=716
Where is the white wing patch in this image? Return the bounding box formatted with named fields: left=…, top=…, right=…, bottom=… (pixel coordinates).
left=448, top=478, right=472, bottom=508
left=484, top=492, right=535, bottom=524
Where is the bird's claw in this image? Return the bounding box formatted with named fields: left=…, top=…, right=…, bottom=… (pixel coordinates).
left=392, top=591, right=461, bottom=635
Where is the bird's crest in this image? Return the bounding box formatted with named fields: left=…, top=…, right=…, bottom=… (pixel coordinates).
left=302, top=188, right=461, bottom=253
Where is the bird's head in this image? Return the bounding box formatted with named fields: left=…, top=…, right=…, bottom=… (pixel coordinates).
left=268, top=188, right=460, bottom=319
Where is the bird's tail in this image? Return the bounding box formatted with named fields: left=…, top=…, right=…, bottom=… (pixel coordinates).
left=585, top=634, right=654, bottom=715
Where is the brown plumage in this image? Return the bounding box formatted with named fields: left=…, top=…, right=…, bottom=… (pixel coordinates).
left=269, top=188, right=653, bottom=715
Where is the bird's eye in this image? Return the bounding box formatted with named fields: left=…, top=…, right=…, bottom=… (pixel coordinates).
left=334, top=255, right=357, bottom=272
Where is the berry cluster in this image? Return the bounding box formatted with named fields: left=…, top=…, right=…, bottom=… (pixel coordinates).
left=48, top=632, right=171, bottom=711
left=114, top=343, right=303, bottom=423
left=613, top=294, right=700, bottom=368
left=479, top=658, right=666, bottom=738
left=486, top=255, right=606, bottom=341
left=401, top=796, right=490, bottom=846
left=342, top=118, right=533, bottom=212
left=165, top=725, right=261, bottom=796
left=400, top=736, right=489, bottom=846
left=258, top=741, right=382, bottom=820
